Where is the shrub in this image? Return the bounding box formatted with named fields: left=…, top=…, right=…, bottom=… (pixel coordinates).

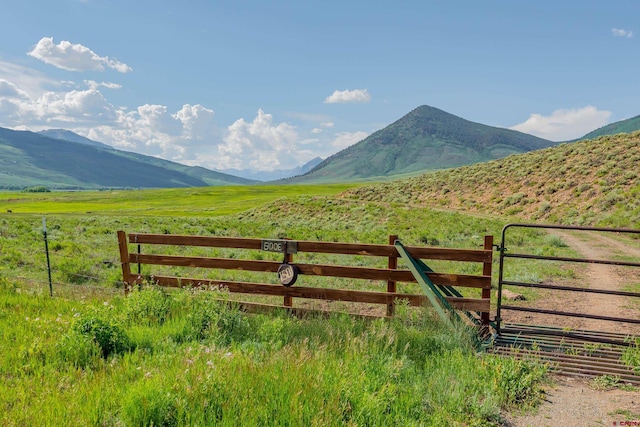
left=175, top=290, right=250, bottom=345
left=490, top=356, right=547, bottom=408
left=124, top=285, right=173, bottom=326
left=57, top=257, right=95, bottom=284
left=72, top=316, right=131, bottom=358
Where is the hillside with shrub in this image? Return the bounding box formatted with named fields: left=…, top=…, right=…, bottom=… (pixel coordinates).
left=342, top=132, right=640, bottom=228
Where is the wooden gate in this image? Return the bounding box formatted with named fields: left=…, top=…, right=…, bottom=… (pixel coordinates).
left=117, top=232, right=493, bottom=322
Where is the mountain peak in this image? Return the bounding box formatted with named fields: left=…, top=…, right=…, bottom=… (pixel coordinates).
left=295, top=105, right=556, bottom=183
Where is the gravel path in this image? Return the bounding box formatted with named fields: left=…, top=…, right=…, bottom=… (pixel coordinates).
left=504, top=376, right=640, bottom=427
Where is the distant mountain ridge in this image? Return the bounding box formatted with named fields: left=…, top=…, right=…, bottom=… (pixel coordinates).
left=37, top=129, right=114, bottom=150
left=220, top=157, right=324, bottom=181
left=0, top=128, right=255, bottom=189
left=290, top=105, right=558, bottom=183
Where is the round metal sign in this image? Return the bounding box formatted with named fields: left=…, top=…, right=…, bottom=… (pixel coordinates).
left=278, top=263, right=298, bottom=287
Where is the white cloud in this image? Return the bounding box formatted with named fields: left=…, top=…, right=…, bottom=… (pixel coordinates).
left=330, top=131, right=369, bottom=150
left=311, top=128, right=323, bottom=134
left=324, top=89, right=371, bottom=104
left=510, top=106, right=612, bottom=141
left=321, top=121, right=334, bottom=128
left=0, top=60, right=60, bottom=98
left=217, top=109, right=305, bottom=170
left=612, top=28, right=634, bottom=38
left=27, top=37, right=132, bottom=73
left=0, top=79, right=29, bottom=99
left=175, top=104, right=216, bottom=139
left=84, top=80, right=122, bottom=90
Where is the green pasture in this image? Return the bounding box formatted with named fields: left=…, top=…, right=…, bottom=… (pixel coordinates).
left=0, top=183, right=357, bottom=216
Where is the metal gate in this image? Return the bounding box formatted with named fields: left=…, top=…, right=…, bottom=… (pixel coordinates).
left=491, top=223, right=640, bottom=383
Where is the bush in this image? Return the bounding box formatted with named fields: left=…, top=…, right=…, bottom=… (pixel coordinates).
left=124, top=285, right=173, bottom=326
left=490, top=356, right=547, bottom=408
left=72, top=316, right=131, bottom=358
left=175, top=290, right=250, bottom=345
left=57, top=257, right=95, bottom=284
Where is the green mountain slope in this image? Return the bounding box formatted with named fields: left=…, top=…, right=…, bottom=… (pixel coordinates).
left=341, top=131, right=640, bottom=228
left=0, top=128, right=255, bottom=189
left=37, top=129, right=114, bottom=150
left=290, top=105, right=556, bottom=183
left=578, top=114, right=640, bottom=140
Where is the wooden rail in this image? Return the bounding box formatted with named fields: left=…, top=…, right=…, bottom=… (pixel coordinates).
left=118, top=232, right=493, bottom=321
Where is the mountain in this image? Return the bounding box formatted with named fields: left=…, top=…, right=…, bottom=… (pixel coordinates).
left=0, top=127, right=255, bottom=189
left=577, top=114, right=640, bottom=141
left=341, top=131, right=640, bottom=228
left=220, top=157, right=324, bottom=181
left=289, top=105, right=557, bottom=183
left=38, top=129, right=114, bottom=150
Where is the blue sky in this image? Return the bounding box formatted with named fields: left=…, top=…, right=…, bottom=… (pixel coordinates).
left=0, top=0, right=638, bottom=172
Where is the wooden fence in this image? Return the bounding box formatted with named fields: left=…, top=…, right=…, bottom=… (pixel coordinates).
left=118, top=232, right=493, bottom=323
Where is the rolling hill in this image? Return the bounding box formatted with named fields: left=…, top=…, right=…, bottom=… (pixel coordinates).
left=0, top=127, right=255, bottom=189
left=340, top=131, right=640, bottom=228
left=288, top=105, right=557, bottom=183
left=577, top=114, right=640, bottom=141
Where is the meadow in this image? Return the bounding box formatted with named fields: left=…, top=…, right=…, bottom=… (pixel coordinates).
left=0, top=184, right=576, bottom=426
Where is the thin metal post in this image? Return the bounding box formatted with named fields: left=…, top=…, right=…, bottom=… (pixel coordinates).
left=43, top=217, right=53, bottom=297
left=495, top=226, right=510, bottom=335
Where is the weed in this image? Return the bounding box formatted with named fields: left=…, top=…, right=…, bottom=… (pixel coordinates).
left=121, top=382, right=177, bottom=427
left=622, top=338, right=640, bottom=372
left=490, top=356, right=548, bottom=408
left=590, top=375, right=622, bottom=390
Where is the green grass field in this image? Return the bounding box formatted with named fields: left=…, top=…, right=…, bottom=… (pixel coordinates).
left=0, top=183, right=358, bottom=216
left=0, top=185, right=565, bottom=426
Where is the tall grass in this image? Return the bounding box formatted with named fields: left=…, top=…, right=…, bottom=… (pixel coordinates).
left=0, top=282, right=547, bottom=426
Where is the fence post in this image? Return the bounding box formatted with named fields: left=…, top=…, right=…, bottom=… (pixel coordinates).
left=482, top=235, right=493, bottom=326
left=117, top=231, right=132, bottom=294
left=43, top=217, right=53, bottom=297
left=387, top=234, right=399, bottom=317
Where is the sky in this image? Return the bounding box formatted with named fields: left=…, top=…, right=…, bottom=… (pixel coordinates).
left=0, top=0, right=638, bottom=172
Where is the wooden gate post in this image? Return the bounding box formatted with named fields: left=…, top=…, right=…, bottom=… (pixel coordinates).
left=117, top=231, right=132, bottom=294
left=387, top=234, right=399, bottom=317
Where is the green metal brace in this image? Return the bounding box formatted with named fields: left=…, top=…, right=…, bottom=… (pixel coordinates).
left=394, top=240, right=460, bottom=326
